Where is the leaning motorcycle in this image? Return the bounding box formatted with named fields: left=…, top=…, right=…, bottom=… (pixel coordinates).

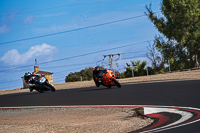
left=93, top=68, right=121, bottom=88
left=28, top=75, right=56, bottom=93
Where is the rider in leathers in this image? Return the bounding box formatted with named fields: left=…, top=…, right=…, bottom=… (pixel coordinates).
left=24, top=72, right=36, bottom=92
left=93, top=66, right=104, bottom=87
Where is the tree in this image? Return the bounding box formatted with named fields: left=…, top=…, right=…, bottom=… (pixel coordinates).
left=153, top=36, right=189, bottom=70
left=124, top=60, right=147, bottom=77
left=132, top=60, right=147, bottom=76
left=65, top=73, right=80, bottom=82
left=65, top=67, right=93, bottom=82
left=146, top=43, right=165, bottom=73
left=146, top=0, right=200, bottom=68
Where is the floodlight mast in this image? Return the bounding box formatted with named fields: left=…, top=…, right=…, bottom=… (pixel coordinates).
left=103, top=53, right=120, bottom=73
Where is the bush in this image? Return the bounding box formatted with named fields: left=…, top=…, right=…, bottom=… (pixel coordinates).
left=65, top=67, right=93, bottom=82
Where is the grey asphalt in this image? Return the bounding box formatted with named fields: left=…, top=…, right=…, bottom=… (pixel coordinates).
left=0, top=79, right=200, bottom=132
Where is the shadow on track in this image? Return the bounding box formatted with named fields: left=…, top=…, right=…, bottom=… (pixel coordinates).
left=78, top=87, right=117, bottom=92
left=0, top=91, right=51, bottom=97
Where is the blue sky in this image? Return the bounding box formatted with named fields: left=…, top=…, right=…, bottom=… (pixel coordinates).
left=0, top=0, right=161, bottom=90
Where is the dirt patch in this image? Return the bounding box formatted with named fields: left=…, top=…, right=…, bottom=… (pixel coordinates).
left=0, top=107, right=153, bottom=133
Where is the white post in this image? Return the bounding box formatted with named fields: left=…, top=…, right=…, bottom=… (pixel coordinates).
left=132, top=65, right=134, bottom=77
left=146, top=67, right=149, bottom=76
left=109, top=55, right=114, bottom=71
left=168, top=60, right=171, bottom=72
left=196, top=55, right=199, bottom=68
left=80, top=76, right=82, bottom=82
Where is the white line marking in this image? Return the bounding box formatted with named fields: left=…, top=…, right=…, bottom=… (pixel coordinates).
left=143, top=107, right=193, bottom=133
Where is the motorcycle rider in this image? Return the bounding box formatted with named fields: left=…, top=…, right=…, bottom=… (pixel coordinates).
left=93, top=66, right=104, bottom=87
left=93, top=65, right=121, bottom=88
left=24, top=72, right=36, bottom=92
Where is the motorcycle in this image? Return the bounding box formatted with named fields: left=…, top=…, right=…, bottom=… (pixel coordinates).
left=25, top=74, right=56, bottom=93
left=93, top=68, right=121, bottom=88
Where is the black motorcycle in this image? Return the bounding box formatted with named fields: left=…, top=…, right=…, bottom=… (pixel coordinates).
left=25, top=74, right=56, bottom=93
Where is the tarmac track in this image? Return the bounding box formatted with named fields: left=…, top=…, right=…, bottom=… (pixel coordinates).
left=0, top=79, right=200, bottom=132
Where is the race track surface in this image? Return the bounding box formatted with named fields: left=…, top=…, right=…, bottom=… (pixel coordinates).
left=0, top=79, right=200, bottom=132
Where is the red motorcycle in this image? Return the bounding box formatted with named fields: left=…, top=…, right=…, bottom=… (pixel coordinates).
left=93, top=67, right=121, bottom=88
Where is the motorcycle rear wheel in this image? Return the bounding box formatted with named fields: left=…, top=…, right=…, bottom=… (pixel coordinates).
left=107, top=86, right=111, bottom=88
left=38, top=89, right=44, bottom=93
left=112, top=78, right=121, bottom=88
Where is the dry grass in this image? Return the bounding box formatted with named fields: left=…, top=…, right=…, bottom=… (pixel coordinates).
left=0, top=107, right=153, bottom=133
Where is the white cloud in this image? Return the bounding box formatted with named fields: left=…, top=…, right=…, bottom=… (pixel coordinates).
left=0, top=10, right=17, bottom=34
left=75, top=11, right=143, bottom=28
left=38, top=12, right=66, bottom=18
left=2, top=11, right=17, bottom=23
left=23, top=15, right=34, bottom=24
left=34, top=23, right=79, bottom=33
left=34, top=11, right=140, bottom=34
left=0, top=10, right=35, bottom=34
left=0, top=25, right=12, bottom=33
left=0, top=43, right=57, bottom=66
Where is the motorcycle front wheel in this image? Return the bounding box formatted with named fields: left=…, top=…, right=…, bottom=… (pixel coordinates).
left=112, top=78, right=121, bottom=88
left=93, top=74, right=100, bottom=87
left=45, top=83, right=56, bottom=92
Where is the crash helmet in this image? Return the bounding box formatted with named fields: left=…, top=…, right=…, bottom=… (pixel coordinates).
left=95, top=66, right=101, bottom=71
left=24, top=72, right=30, bottom=76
